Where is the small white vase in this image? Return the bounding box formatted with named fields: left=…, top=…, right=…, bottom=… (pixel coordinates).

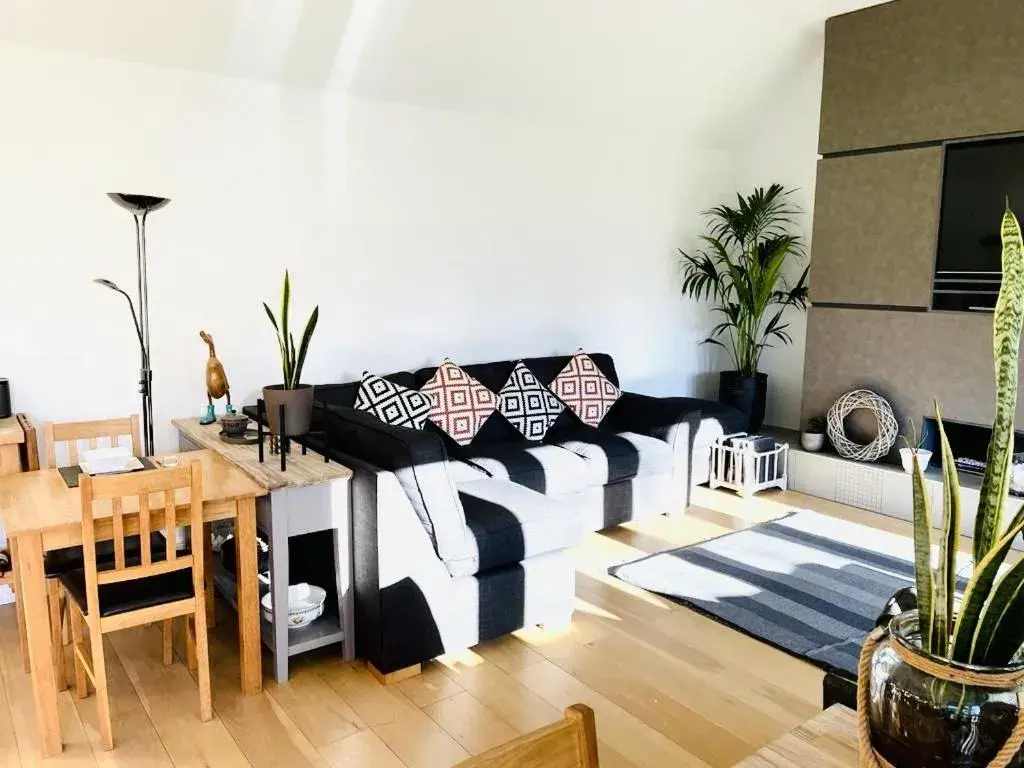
left=900, top=448, right=932, bottom=473
left=801, top=432, right=825, bottom=452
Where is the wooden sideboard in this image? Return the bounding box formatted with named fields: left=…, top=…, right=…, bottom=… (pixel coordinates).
left=173, top=417, right=355, bottom=682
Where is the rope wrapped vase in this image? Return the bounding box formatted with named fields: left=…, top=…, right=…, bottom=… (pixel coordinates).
left=827, top=389, right=898, bottom=462
left=857, top=627, right=1024, bottom=768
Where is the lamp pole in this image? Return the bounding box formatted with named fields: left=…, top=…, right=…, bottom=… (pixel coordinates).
left=100, top=193, right=170, bottom=457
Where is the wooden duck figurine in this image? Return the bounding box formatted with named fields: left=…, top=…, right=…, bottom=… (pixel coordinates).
left=199, top=330, right=234, bottom=424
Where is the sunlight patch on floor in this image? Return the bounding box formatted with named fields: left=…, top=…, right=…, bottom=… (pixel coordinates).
left=571, top=598, right=621, bottom=621
left=436, top=648, right=486, bottom=670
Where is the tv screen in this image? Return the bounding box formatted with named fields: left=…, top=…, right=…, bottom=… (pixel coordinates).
left=933, top=135, right=1024, bottom=312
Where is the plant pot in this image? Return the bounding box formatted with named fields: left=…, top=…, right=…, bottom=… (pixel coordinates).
left=899, top=447, right=932, bottom=473
left=262, top=384, right=314, bottom=437
left=800, top=432, right=825, bottom=452
left=866, top=611, right=1024, bottom=767
left=718, top=371, right=768, bottom=432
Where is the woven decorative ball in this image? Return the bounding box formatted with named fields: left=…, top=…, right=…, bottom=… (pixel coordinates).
left=826, top=389, right=898, bottom=462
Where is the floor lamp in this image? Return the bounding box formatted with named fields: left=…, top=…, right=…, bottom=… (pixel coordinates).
left=94, top=193, right=170, bottom=457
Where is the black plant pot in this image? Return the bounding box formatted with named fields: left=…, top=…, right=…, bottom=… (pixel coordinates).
left=719, top=371, right=768, bottom=433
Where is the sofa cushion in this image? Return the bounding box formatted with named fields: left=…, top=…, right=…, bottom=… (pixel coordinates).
left=446, top=478, right=583, bottom=576
left=496, top=361, right=565, bottom=441
left=354, top=372, right=433, bottom=429
left=414, top=353, right=619, bottom=443
left=550, top=429, right=673, bottom=485
left=421, top=360, right=498, bottom=446
left=314, top=372, right=417, bottom=411
left=456, top=443, right=590, bottom=496
left=550, top=350, right=621, bottom=427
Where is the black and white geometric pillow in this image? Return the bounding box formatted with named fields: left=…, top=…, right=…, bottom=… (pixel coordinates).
left=497, top=361, right=565, bottom=441
left=354, top=372, right=433, bottom=429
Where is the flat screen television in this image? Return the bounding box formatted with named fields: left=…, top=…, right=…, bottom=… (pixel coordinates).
left=933, top=135, right=1024, bottom=312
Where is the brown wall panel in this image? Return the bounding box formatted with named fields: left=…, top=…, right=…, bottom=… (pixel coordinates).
left=802, top=306, right=1024, bottom=430
left=820, top=0, right=1024, bottom=154
left=810, top=147, right=942, bottom=307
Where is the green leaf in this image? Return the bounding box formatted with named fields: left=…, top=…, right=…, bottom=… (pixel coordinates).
left=292, top=306, right=319, bottom=388
left=972, top=509, right=1024, bottom=665
left=911, top=452, right=936, bottom=653
left=280, top=270, right=291, bottom=385
left=263, top=302, right=288, bottom=385
left=974, top=207, right=1024, bottom=562
left=931, top=404, right=961, bottom=657
left=950, top=504, right=1024, bottom=662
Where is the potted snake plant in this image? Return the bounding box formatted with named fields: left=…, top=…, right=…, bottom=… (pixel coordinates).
left=262, top=271, right=319, bottom=437
left=861, top=206, right=1024, bottom=767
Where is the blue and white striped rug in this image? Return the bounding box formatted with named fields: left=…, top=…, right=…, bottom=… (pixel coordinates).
left=609, top=511, right=961, bottom=676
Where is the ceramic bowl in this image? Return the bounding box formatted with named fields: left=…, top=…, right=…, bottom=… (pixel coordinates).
left=219, top=413, right=250, bottom=437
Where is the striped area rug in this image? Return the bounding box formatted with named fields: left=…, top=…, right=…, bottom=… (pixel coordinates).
left=609, top=511, right=967, bottom=676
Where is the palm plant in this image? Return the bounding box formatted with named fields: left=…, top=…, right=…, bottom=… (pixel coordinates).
left=912, top=205, right=1024, bottom=665
left=263, top=270, right=319, bottom=389
left=679, top=184, right=810, bottom=377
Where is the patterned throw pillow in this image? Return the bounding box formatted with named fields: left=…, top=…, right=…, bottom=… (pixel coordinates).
left=497, top=361, right=565, bottom=441
left=550, top=350, right=621, bottom=427
left=354, top=372, right=433, bottom=429
left=420, top=360, right=498, bottom=445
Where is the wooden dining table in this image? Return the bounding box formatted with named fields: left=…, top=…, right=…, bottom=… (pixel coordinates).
left=0, top=449, right=268, bottom=758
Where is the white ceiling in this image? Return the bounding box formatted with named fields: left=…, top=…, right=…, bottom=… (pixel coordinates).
left=0, top=0, right=893, bottom=142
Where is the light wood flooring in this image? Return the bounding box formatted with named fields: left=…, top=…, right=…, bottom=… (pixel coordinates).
left=0, top=487, right=908, bottom=767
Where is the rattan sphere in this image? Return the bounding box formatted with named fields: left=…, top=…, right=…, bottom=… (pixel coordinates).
left=826, top=389, right=898, bottom=462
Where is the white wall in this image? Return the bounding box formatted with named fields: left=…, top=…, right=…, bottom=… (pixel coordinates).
left=0, top=43, right=735, bottom=451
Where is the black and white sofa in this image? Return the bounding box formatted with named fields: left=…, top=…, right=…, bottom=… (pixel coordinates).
left=291, top=353, right=741, bottom=675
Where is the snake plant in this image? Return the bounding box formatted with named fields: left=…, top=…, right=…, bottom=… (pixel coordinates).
left=912, top=205, right=1024, bottom=665
left=263, top=270, right=319, bottom=389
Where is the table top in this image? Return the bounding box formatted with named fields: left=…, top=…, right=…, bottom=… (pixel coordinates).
left=733, top=706, right=857, bottom=767
left=0, top=449, right=267, bottom=542
left=173, top=417, right=352, bottom=491
left=0, top=416, right=24, bottom=447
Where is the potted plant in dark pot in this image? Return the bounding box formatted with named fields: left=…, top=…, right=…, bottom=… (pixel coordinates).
left=859, top=206, right=1024, bottom=768
left=680, top=184, right=809, bottom=432
left=262, top=271, right=319, bottom=437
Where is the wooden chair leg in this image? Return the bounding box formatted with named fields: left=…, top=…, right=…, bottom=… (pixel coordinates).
left=89, top=620, right=113, bottom=751
left=46, top=579, right=67, bottom=692
left=203, top=522, right=216, bottom=629
left=69, top=605, right=88, bottom=699
left=12, top=540, right=29, bottom=673
left=185, top=617, right=197, bottom=675
left=162, top=619, right=174, bottom=666
left=192, top=606, right=212, bottom=722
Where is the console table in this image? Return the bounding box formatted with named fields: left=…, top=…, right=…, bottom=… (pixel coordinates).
left=733, top=706, right=857, bottom=766
left=173, top=417, right=354, bottom=683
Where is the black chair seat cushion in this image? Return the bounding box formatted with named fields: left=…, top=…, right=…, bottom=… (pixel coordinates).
left=44, top=532, right=169, bottom=578
left=60, top=565, right=195, bottom=618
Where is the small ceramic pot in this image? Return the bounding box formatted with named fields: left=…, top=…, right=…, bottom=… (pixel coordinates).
left=899, top=448, right=932, bottom=473
left=219, top=413, right=250, bottom=438
left=801, top=432, right=825, bottom=452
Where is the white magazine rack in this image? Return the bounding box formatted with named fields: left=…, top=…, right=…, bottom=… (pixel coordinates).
left=709, top=432, right=789, bottom=497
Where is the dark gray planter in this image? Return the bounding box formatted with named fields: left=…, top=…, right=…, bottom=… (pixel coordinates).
left=719, top=371, right=768, bottom=432
left=262, top=384, right=314, bottom=437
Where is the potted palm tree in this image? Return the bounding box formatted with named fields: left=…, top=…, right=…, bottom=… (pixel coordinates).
left=262, top=271, right=319, bottom=437
left=680, top=184, right=809, bottom=431
left=860, top=206, right=1024, bottom=767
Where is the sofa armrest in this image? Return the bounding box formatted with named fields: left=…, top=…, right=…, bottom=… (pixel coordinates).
left=321, top=405, right=470, bottom=565
left=606, top=393, right=701, bottom=504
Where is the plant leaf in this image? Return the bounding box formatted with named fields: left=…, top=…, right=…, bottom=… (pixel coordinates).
left=950, top=504, right=1024, bottom=662
left=263, top=302, right=288, bottom=385
left=280, top=270, right=291, bottom=386
left=931, top=404, right=960, bottom=657
left=974, top=207, right=1024, bottom=562
left=292, top=306, right=319, bottom=388
left=911, top=452, right=936, bottom=653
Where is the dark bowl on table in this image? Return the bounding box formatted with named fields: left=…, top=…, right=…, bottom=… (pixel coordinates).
left=220, top=413, right=251, bottom=438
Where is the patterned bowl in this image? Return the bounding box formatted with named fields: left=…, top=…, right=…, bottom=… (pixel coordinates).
left=260, top=583, right=327, bottom=631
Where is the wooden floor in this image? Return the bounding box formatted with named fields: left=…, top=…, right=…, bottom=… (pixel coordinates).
left=0, top=487, right=907, bottom=767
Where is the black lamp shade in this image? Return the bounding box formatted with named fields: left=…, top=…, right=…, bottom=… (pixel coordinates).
left=107, top=193, right=170, bottom=214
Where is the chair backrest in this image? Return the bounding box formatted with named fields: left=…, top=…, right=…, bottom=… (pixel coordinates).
left=43, top=415, right=141, bottom=469
left=453, top=704, right=599, bottom=768
left=78, top=462, right=203, bottom=616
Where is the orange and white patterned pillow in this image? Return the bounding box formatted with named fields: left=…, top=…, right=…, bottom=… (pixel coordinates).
left=550, top=350, right=621, bottom=427
left=420, top=360, right=497, bottom=445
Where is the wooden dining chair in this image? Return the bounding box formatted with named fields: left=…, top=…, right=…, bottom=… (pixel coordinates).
left=19, top=416, right=169, bottom=688
left=453, top=704, right=599, bottom=768
left=64, top=462, right=212, bottom=750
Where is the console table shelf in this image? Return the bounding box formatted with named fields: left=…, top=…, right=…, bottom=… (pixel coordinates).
left=174, top=417, right=354, bottom=683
